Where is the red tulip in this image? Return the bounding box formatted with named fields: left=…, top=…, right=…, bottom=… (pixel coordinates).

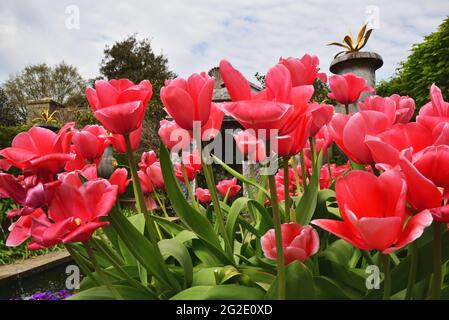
left=399, top=145, right=449, bottom=221
left=219, top=60, right=293, bottom=132
left=417, top=84, right=449, bottom=131
left=389, top=94, right=415, bottom=123
left=275, top=166, right=296, bottom=192
left=6, top=208, right=47, bottom=247
left=219, top=59, right=252, bottom=101
left=234, top=130, right=266, bottom=162
left=195, top=188, right=211, bottom=204
left=109, top=168, right=130, bottom=195
left=199, top=103, right=225, bottom=142
left=147, top=161, right=165, bottom=190
left=328, top=111, right=392, bottom=164
left=358, top=96, right=396, bottom=125
left=312, top=170, right=433, bottom=253
left=0, top=173, right=47, bottom=218
left=86, top=79, right=152, bottom=135
left=279, top=54, right=327, bottom=86
left=307, top=102, right=334, bottom=137
left=158, top=119, right=191, bottom=151
left=138, top=169, right=154, bottom=194
left=108, top=126, right=142, bottom=154
left=216, top=177, right=241, bottom=199
left=328, top=73, right=374, bottom=105
left=28, top=178, right=118, bottom=249
left=365, top=122, right=434, bottom=169
left=138, top=151, right=157, bottom=171
left=261, top=223, right=319, bottom=265
left=0, top=159, right=11, bottom=171
left=0, top=127, right=75, bottom=179
left=72, top=125, right=109, bottom=162
left=161, top=72, right=215, bottom=130
left=316, top=162, right=350, bottom=190
left=279, top=85, right=314, bottom=135
left=276, top=117, right=311, bottom=157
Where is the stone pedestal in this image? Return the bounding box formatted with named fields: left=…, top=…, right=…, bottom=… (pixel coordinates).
left=330, top=52, right=383, bottom=113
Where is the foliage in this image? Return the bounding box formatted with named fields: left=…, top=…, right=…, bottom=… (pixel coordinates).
left=327, top=23, right=373, bottom=58
left=0, top=124, right=32, bottom=149
left=377, top=16, right=449, bottom=109
left=0, top=87, right=25, bottom=126
left=31, top=108, right=60, bottom=126
left=2, top=62, right=87, bottom=114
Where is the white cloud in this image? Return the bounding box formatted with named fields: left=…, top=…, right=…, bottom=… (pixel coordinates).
left=0, top=0, right=447, bottom=84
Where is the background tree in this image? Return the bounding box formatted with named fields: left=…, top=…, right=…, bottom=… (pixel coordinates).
left=0, top=87, right=25, bottom=126
left=2, top=62, right=87, bottom=122
left=377, top=16, right=449, bottom=110
left=99, top=34, right=177, bottom=152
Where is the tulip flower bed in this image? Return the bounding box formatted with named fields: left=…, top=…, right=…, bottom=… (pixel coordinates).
left=1, top=53, right=448, bottom=300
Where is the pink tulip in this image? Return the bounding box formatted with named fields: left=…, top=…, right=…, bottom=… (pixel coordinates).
left=328, top=111, right=392, bottom=164
left=399, top=145, right=449, bottom=222
left=0, top=127, right=75, bottom=180
left=28, top=178, right=118, bottom=249
left=147, top=162, right=165, bottom=190
left=216, top=178, right=241, bottom=199
left=195, top=188, right=211, bottom=204
left=312, top=170, right=433, bottom=254
left=6, top=209, right=47, bottom=247
left=365, top=122, right=434, bottom=169
left=158, top=119, right=191, bottom=151
left=138, top=151, right=158, bottom=171
left=417, top=84, right=449, bottom=131
left=109, top=168, right=130, bottom=195
left=86, top=79, right=152, bottom=135
left=389, top=94, right=415, bottom=123
left=72, top=125, right=109, bottom=162
left=279, top=54, right=327, bottom=86
left=261, top=223, right=320, bottom=265
left=161, top=72, right=215, bottom=130
left=138, top=169, right=154, bottom=194
left=219, top=60, right=293, bottom=132
left=108, top=126, right=142, bottom=154
left=328, top=73, right=374, bottom=105
left=234, top=130, right=266, bottom=162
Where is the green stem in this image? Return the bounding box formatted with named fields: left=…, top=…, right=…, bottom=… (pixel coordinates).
left=124, top=134, right=157, bottom=245
left=361, top=250, right=376, bottom=266
left=84, top=241, right=123, bottom=300
left=203, top=161, right=234, bottom=260
left=267, top=138, right=286, bottom=300
left=65, top=244, right=100, bottom=286
left=268, top=173, right=286, bottom=300
left=181, top=162, right=199, bottom=210
left=405, top=241, right=418, bottom=300
left=91, top=238, right=156, bottom=298
left=344, top=103, right=349, bottom=115
left=282, top=157, right=291, bottom=223
left=299, top=151, right=308, bottom=190
left=309, top=137, right=316, bottom=168
left=431, top=222, right=443, bottom=300
left=382, top=254, right=391, bottom=300
left=291, top=157, right=302, bottom=199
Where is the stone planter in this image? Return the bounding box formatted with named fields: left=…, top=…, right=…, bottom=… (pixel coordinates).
left=330, top=51, right=383, bottom=113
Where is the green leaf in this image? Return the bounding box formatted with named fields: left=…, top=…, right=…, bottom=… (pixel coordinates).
left=108, top=208, right=180, bottom=291
left=296, top=151, right=322, bottom=225
left=170, top=284, right=265, bottom=300
left=69, top=285, right=157, bottom=300
left=158, top=239, right=193, bottom=288
left=265, top=261, right=316, bottom=300
left=159, top=144, right=224, bottom=256
left=366, top=229, right=449, bottom=299
left=314, top=276, right=353, bottom=300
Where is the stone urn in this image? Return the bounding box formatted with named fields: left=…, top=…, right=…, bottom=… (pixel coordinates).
left=330, top=52, right=383, bottom=113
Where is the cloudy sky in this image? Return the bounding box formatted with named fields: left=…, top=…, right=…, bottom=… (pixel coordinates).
left=0, top=0, right=447, bottom=84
